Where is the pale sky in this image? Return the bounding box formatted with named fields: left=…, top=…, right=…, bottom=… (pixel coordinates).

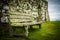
left=48, top=0, right=60, bottom=21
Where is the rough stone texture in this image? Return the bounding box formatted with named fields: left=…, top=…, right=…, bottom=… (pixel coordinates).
left=0, top=0, right=49, bottom=37
left=0, top=0, right=49, bottom=24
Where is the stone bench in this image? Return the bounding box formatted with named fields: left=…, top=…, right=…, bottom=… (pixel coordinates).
left=9, top=21, right=42, bottom=37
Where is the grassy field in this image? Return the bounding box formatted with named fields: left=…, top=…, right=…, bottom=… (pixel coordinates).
left=1, top=21, right=60, bottom=40
left=29, top=21, right=60, bottom=40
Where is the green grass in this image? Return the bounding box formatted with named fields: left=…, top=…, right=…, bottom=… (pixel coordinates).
left=1, top=21, right=60, bottom=40
left=29, top=21, right=60, bottom=40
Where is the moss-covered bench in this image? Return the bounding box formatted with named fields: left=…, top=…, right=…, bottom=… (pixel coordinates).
left=9, top=21, right=42, bottom=37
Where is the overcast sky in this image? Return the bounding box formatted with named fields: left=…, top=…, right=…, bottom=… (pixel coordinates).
left=48, top=0, right=60, bottom=21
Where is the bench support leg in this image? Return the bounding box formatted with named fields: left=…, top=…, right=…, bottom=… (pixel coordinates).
left=38, top=24, right=41, bottom=29
left=24, top=26, right=29, bottom=37
left=30, top=25, right=33, bottom=29
left=9, top=27, right=13, bottom=37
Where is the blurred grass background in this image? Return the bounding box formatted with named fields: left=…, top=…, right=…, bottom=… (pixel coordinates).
left=1, top=21, right=60, bottom=40
left=29, top=21, right=60, bottom=40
